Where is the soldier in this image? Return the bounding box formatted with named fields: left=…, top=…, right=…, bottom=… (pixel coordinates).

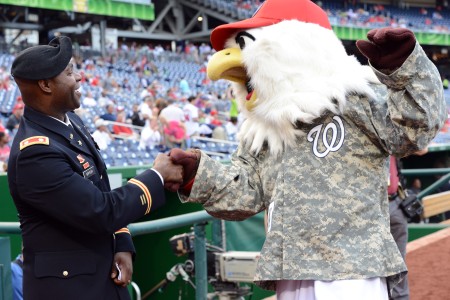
left=7, top=36, right=183, bottom=300
left=164, top=0, right=446, bottom=299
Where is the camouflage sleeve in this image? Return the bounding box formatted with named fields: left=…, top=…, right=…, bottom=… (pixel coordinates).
left=354, top=42, right=446, bottom=156
left=178, top=147, right=267, bottom=221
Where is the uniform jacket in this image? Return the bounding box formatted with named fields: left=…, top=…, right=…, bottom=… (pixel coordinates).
left=180, top=44, right=446, bottom=290
left=8, top=107, right=165, bottom=300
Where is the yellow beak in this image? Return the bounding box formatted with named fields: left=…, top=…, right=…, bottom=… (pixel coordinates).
left=207, top=48, right=246, bottom=83
left=207, top=48, right=257, bottom=111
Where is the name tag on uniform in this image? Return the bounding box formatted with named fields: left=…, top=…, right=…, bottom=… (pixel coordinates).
left=83, top=166, right=96, bottom=179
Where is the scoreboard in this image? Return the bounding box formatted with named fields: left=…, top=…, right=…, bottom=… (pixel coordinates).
left=0, top=0, right=155, bottom=20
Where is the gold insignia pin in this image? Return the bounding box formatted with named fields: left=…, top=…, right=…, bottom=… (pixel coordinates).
left=78, top=140, right=83, bottom=146
left=70, top=133, right=74, bottom=139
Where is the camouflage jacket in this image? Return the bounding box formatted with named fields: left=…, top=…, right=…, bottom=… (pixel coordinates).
left=180, top=44, right=446, bottom=290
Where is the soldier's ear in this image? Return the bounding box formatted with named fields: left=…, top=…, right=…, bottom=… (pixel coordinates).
left=37, top=79, right=51, bottom=93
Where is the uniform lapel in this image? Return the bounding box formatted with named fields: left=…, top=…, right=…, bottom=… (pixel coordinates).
left=24, top=106, right=91, bottom=156
left=69, top=116, right=106, bottom=175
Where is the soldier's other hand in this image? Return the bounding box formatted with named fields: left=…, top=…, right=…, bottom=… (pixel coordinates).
left=168, top=148, right=201, bottom=194
left=356, top=27, right=416, bottom=70
left=153, top=153, right=183, bottom=191
left=111, top=252, right=133, bottom=287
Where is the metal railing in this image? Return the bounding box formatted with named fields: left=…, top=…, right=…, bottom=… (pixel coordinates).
left=0, top=210, right=215, bottom=300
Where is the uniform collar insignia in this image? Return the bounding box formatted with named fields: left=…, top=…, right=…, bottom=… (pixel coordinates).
left=77, top=154, right=85, bottom=164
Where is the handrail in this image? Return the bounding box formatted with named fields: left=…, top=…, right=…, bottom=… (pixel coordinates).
left=192, top=135, right=239, bottom=145
left=0, top=211, right=214, bottom=236
left=128, top=210, right=214, bottom=236
left=400, top=169, right=450, bottom=200
left=417, top=172, right=450, bottom=200
left=401, top=168, right=450, bottom=176
left=0, top=222, right=20, bottom=234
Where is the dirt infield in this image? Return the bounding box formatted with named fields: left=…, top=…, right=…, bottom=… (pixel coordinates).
left=406, top=227, right=450, bottom=300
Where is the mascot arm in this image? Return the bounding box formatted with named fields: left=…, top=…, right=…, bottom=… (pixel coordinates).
left=356, top=28, right=416, bottom=71
left=177, top=150, right=267, bottom=221
left=362, top=43, right=446, bottom=156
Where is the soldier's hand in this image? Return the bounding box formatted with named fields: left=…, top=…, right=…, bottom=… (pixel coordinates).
left=153, top=153, right=183, bottom=191
left=168, top=148, right=201, bottom=194
left=111, top=252, right=133, bottom=287
left=356, top=27, right=416, bottom=70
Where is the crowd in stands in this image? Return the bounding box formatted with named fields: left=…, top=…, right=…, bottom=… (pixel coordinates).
left=0, top=39, right=241, bottom=171
left=196, top=0, right=450, bottom=33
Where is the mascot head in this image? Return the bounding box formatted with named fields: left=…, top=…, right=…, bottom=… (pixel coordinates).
left=207, top=0, right=378, bottom=156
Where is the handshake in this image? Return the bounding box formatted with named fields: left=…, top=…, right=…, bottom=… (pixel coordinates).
left=153, top=148, right=201, bottom=193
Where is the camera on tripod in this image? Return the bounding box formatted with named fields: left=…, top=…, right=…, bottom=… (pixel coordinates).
left=169, top=232, right=260, bottom=299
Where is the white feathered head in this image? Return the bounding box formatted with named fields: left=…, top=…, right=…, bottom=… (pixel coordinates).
left=207, top=0, right=378, bottom=156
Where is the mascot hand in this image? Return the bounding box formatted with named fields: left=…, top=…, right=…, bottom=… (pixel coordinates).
left=167, top=148, right=201, bottom=194
left=356, top=28, right=416, bottom=70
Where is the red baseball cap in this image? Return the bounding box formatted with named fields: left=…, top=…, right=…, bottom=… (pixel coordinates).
left=210, top=0, right=331, bottom=51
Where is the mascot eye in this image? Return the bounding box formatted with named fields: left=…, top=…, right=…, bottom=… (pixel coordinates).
left=235, top=32, right=255, bottom=50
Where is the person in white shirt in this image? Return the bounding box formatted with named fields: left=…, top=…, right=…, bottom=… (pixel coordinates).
left=159, top=98, right=185, bottom=123
left=92, top=119, right=114, bottom=151
left=183, top=96, right=200, bottom=148
left=139, top=117, right=161, bottom=150
left=82, top=90, right=97, bottom=107
left=224, top=116, right=239, bottom=140
left=139, top=96, right=154, bottom=126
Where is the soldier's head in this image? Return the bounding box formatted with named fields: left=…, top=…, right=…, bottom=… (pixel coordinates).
left=11, top=36, right=82, bottom=120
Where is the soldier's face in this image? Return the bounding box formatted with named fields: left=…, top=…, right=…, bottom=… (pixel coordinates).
left=50, top=63, right=82, bottom=112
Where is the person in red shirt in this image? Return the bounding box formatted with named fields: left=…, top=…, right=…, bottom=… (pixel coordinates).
left=113, top=110, right=136, bottom=138
left=0, top=131, right=10, bottom=172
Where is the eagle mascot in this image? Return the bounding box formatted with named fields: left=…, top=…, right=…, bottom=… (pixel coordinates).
left=166, top=0, right=446, bottom=299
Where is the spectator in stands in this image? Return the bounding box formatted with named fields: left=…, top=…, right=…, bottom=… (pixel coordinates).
left=11, top=249, right=23, bottom=300
left=101, top=69, right=115, bottom=91
left=7, top=35, right=183, bottom=299
left=0, top=120, right=5, bottom=133
left=138, top=116, right=161, bottom=150
left=113, top=110, right=137, bottom=139
left=129, top=103, right=146, bottom=127
left=154, top=98, right=168, bottom=116
left=92, top=118, right=114, bottom=151
left=183, top=96, right=200, bottom=148
left=166, top=87, right=179, bottom=101
left=6, top=102, right=24, bottom=133
left=82, top=90, right=97, bottom=107
left=98, top=89, right=113, bottom=107
left=225, top=116, right=239, bottom=140
left=389, top=148, right=428, bottom=300
left=160, top=116, right=186, bottom=148
left=179, top=76, right=191, bottom=96
left=160, top=98, right=185, bottom=123
left=121, top=78, right=132, bottom=91
left=100, top=103, right=117, bottom=122
left=209, top=109, right=223, bottom=128
left=0, top=73, right=13, bottom=90
left=408, top=178, right=422, bottom=195
left=212, top=125, right=227, bottom=140
left=0, top=131, right=10, bottom=172
left=139, top=95, right=154, bottom=123
left=227, top=87, right=239, bottom=119
left=442, top=76, right=448, bottom=89
left=388, top=156, right=410, bottom=300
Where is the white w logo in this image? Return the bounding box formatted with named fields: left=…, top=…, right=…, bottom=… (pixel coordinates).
left=307, top=116, right=345, bottom=158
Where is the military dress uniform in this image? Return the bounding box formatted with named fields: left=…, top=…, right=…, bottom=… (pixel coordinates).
left=8, top=107, right=165, bottom=300
left=180, top=43, right=446, bottom=292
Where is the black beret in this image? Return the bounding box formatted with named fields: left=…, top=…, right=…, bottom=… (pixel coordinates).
left=11, top=36, right=73, bottom=80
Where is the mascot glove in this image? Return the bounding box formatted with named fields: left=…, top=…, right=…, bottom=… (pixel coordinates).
left=167, top=148, right=201, bottom=194
left=356, top=27, right=416, bottom=70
